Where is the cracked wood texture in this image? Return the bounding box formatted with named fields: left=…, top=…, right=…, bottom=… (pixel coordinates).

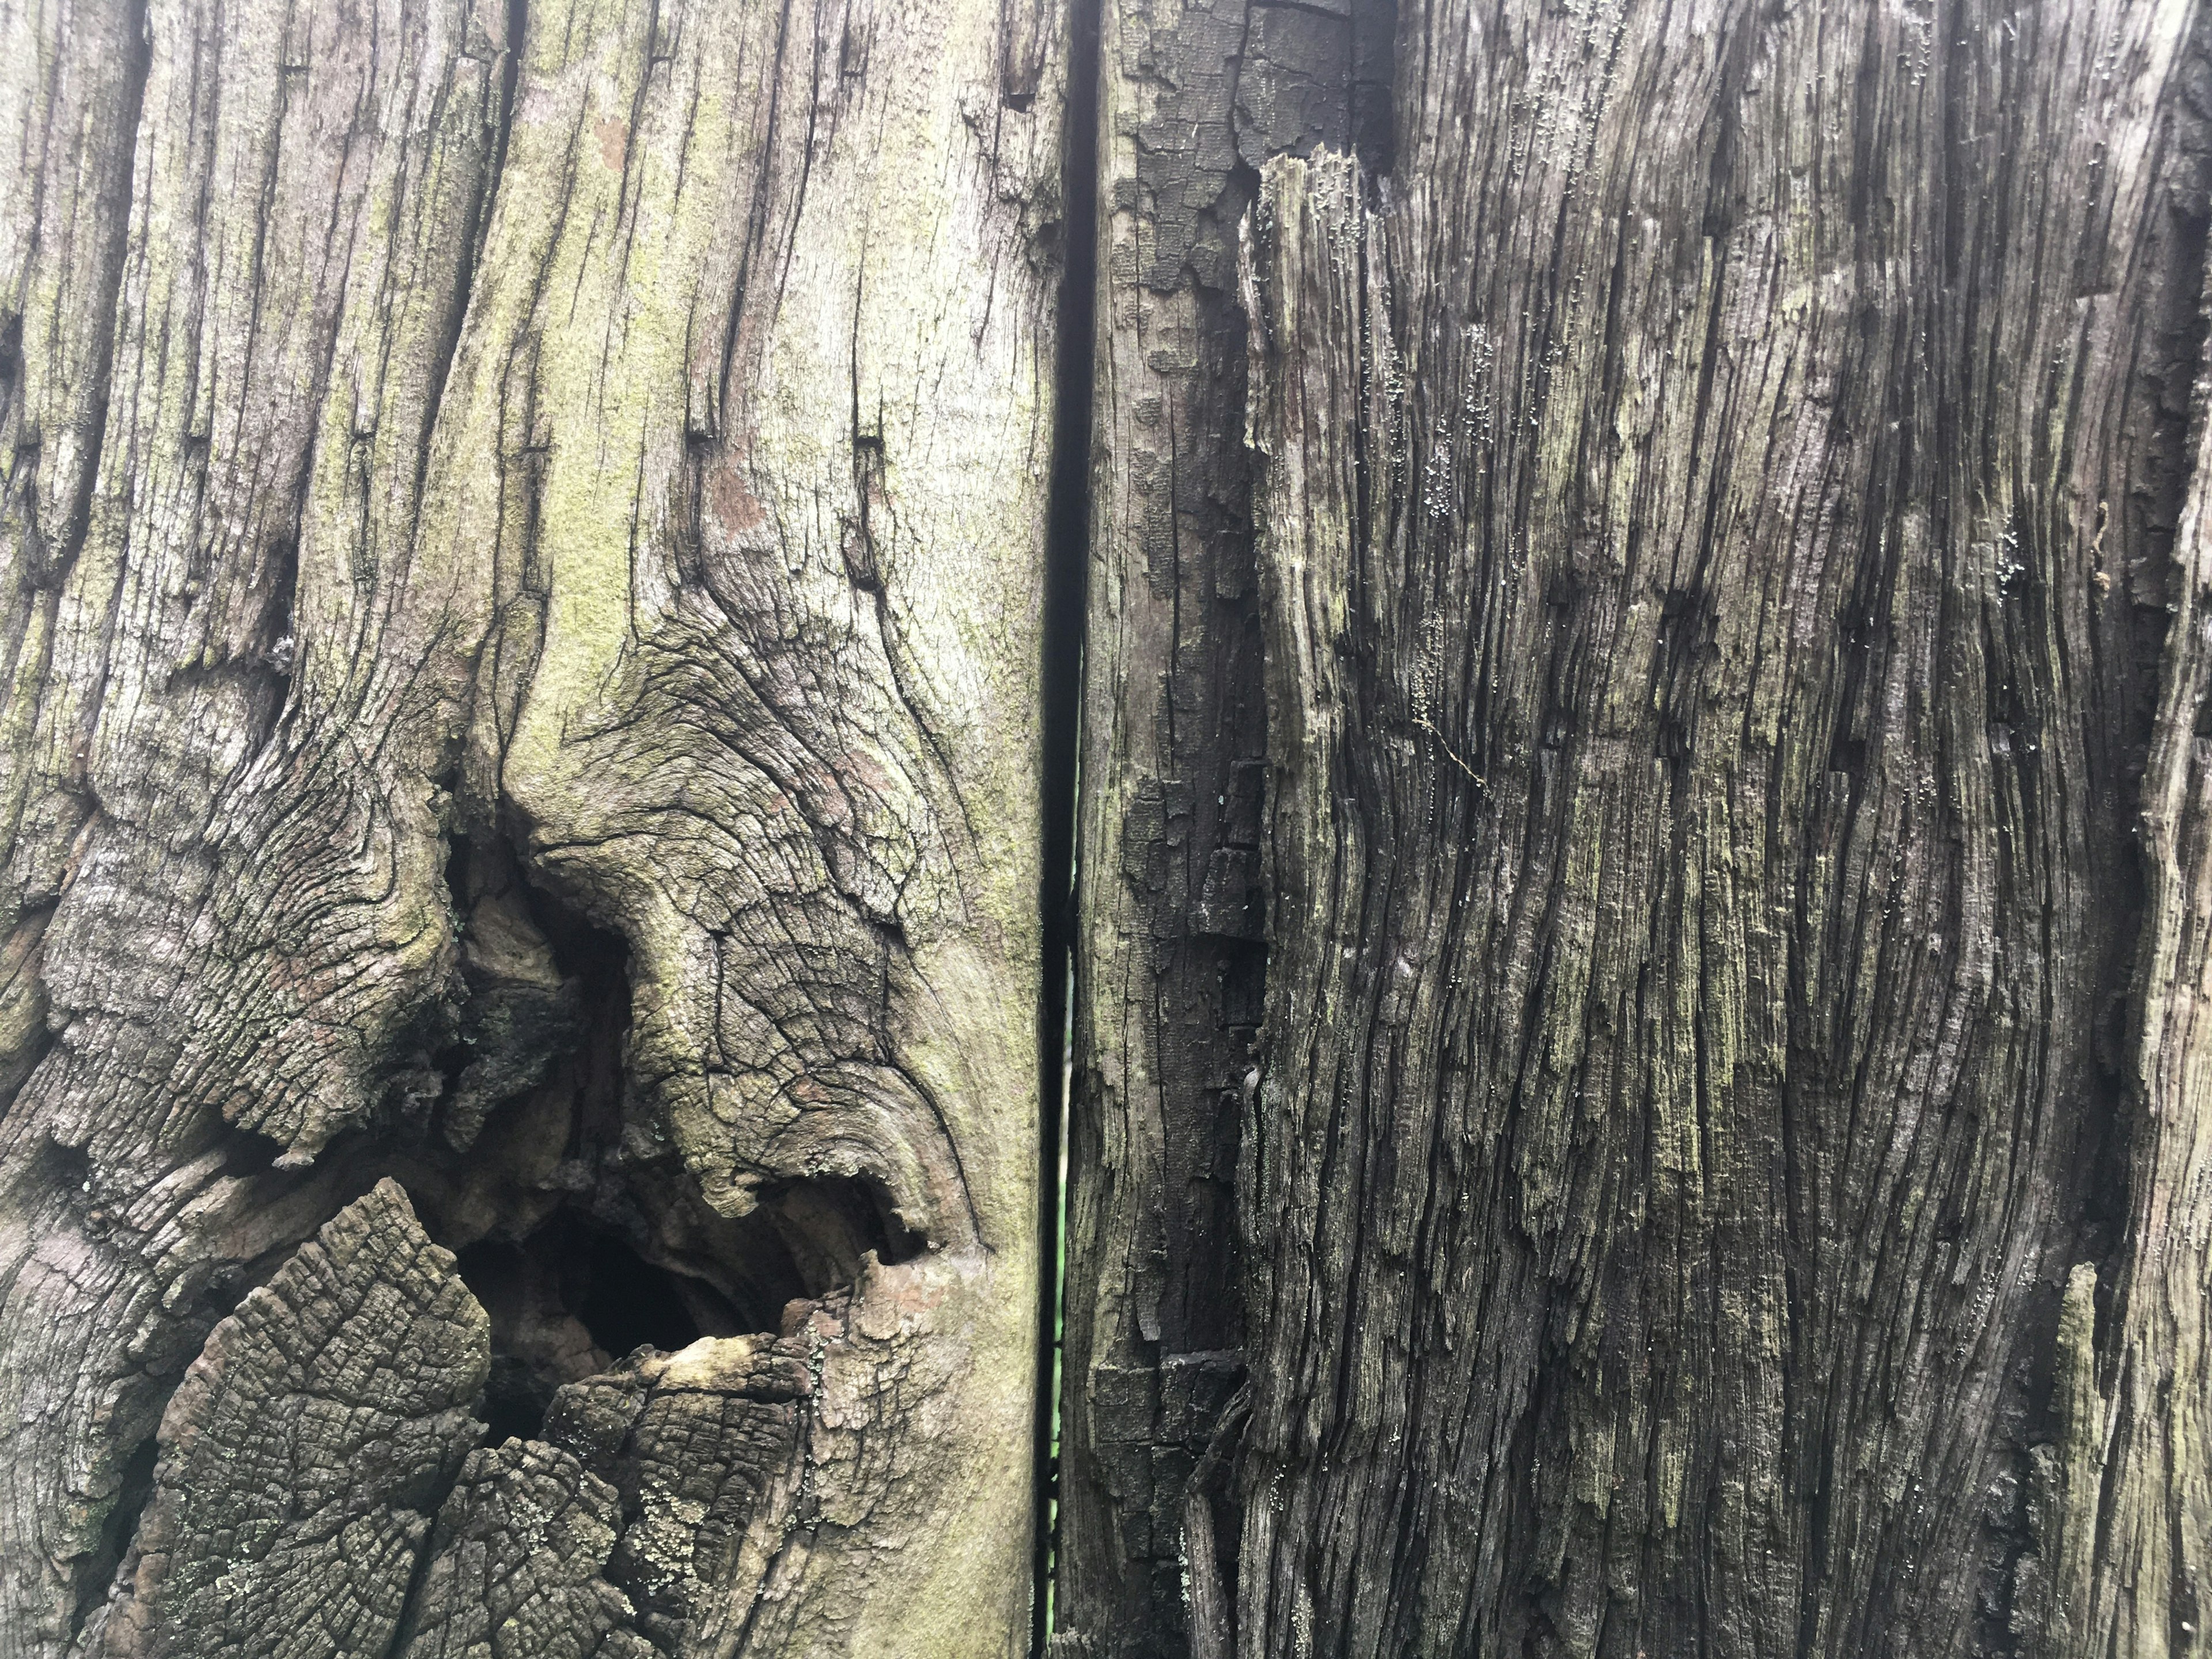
left=1054, top=0, right=1391, bottom=1652
left=0, top=0, right=1064, bottom=1649
left=1233, top=5, right=2212, bottom=1659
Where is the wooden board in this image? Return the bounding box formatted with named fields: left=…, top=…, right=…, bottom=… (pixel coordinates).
left=0, top=0, right=1065, bottom=1651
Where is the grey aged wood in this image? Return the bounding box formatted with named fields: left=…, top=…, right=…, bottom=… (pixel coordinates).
left=12, top=0, right=2212, bottom=1651
left=0, top=0, right=1066, bottom=1652
left=1231, top=2, right=2212, bottom=1653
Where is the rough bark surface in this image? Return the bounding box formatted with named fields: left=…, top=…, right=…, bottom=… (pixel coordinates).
left=1234, top=0, right=2211, bottom=1650
left=2090, top=112, right=2212, bottom=1655
left=0, top=0, right=1065, bottom=1650
left=14, top=0, right=2212, bottom=1653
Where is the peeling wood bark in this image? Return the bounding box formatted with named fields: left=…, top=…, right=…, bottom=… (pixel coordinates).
left=1234, top=1, right=2212, bottom=1652
left=0, top=0, right=1065, bottom=1652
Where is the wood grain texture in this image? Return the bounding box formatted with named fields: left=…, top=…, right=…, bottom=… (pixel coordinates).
left=85, top=1183, right=492, bottom=1659
left=1236, top=0, right=2211, bottom=1650
left=1054, top=0, right=1389, bottom=1650
left=0, top=0, right=1065, bottom=1649
left=2083, top=88, right=2212, bottom=1650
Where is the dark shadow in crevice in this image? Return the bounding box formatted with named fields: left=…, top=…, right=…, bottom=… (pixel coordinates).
left=479, top=1354, right=557, bottom=1448
left=755, top=1170, right=927, bottom=1287
left=454, top=1214, right=726, bottom=1442
left=575, top=1224, right=718, bottom=1357
left=67, top=1434, right=158, bottom=1642
left=169, top=825, right=943, bottom=1482
left=453, top=1171, right=922, bottom=1441
left=1033, top=0, right=1097, bottom=1645
left=37, top=1135, right=90, bottom=1200
left=419, top=832, right=937, bottom=1438
left=0, top=312, right=21, bottom=414
left=216, top=1123, right=287, bottom=1177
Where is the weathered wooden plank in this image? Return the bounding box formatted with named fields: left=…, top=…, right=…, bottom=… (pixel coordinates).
left=1236, top=0, right=2210, bottom=1646
left=0, top=0, right=1066, bottom=1650
left=0, top=0, right=508, bottom=1638
left=2071, top=99, right=2212, bottom=1648
left=1054, top=0, right=1389, bottom=1650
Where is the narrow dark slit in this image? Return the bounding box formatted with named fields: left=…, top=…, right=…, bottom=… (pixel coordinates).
left=1034, top=0, right=1100, bottom=1645
left=69, top=1434, right=158, bottom=1639
left=0, top=313, right=21, bottom=410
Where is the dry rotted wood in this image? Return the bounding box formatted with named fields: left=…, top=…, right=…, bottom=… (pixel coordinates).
left=0, top=0, right=1066, bottom=1651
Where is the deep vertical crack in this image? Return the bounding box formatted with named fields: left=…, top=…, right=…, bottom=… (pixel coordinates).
left=1033, top=0, right=1099, bottom=1646
left=415, top=0, right=524, bottom=505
